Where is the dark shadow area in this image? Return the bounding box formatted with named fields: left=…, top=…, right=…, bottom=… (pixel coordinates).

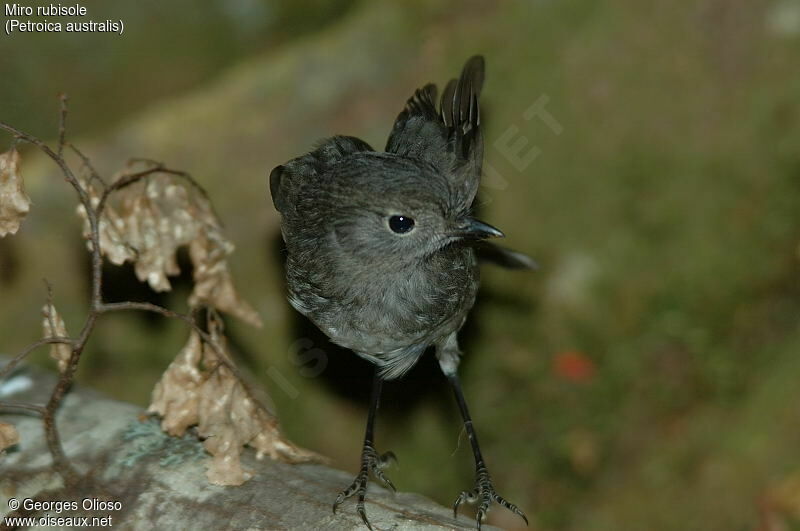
left=85, top=247, right=195, bottom=329
left=265, top=228, right=535, bottom=420
left=0, top=238, right=20, bottom=287
left=82, top=244, right=262, bottom=372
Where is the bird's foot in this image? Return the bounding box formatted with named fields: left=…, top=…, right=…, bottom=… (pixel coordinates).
left=453, top=464, right=528, bottom=530
left=332, top=444, right=397, bottom=530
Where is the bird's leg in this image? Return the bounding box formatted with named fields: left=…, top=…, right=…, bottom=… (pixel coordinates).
left=447, top=372, right=528, bottom=530
left=333, top=369, right=396, bottom=530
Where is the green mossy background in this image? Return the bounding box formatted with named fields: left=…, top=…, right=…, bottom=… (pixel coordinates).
left=2, top=1, right=800, bottom=529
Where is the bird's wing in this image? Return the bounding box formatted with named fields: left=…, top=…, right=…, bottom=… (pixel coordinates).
left=269, top=135, right=373, bottom=214
left=385, top=83, right=446, bottom=160
left=385, top=56, right=485, bottom=210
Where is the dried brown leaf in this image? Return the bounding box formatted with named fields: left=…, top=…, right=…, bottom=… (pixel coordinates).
left=0, top=149, right=31, bottom=237
left=197, top=361, right=255, bottom=485
left=0, top=422, right=20, bottom=452
left=42, top=303, right=71, bottom=373
left=77, top=176, right=197, bottom=291
left=134, top=180, right=190, bottom=290
left=189, top=233, right=262, bottom=327
left=251, top=420, right=322, bottom=464
left=77, top=183, right=136, bottom=267
left=76, top=168, right=261, bottom=325
left=147, top=330, right=204, bottom=436
left=148, top=316, right=320, bottom=486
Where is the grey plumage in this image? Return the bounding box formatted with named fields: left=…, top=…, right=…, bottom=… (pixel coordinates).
left=270, top=56, right=529, bottom=530
left=271, top=55, right=528, bottom=380
left=273, top=149, right=480, bottom=379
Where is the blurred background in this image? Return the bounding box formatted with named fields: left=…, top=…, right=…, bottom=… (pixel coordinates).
left=2, top=0, right=800, bottom=529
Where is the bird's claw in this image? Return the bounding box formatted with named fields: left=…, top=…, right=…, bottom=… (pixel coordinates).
left=453, top=464, right=528, bottom=530
left=332, top=444, right=397, bottom=529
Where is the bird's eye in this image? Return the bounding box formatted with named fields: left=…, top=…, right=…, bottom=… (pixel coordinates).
left=388, top=215, right=415, bottom=234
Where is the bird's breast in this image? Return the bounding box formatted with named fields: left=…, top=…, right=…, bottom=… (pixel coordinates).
left=287, top=246, right=478, bottom=356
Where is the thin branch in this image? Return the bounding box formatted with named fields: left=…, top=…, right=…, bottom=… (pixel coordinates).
left=0, top=402, right=47, bottom=415
left=99, top=303, right=273, bottom=423
left=0, top=119, right=104, bottom=307
left=44, top=324, right=97, bottom=486
left=43, top=277, right=54, bottom=308
left=96, top=163, right=213, bottom=219
left=69, top=142, right=107, bottom=188
left=98, top=301, right=195, bottom=327
left=98, top=302, right=226, bottom=359
left=127, top=157, right=162, bottom=167
left=0, top=107, right=101, bottom=486
left=124, top=159, right=209, bottom=198
left=57, top=93, right=68, bottom=158
left=98, top=302, right=240, bottom=379
left=95, top=166, right=160, bottom=217
left=0, top=337, right=75, bottom=382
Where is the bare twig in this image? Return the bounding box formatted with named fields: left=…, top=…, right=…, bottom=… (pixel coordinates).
left=0, top=117, right=104, bottom=305
left=0, top=337, right=75, bottom=382
left=97, top=303, right=271, bottom=420
left=96, top=163, right=213, bottom=220
left=126, top=157, right=162, bottom=167
left=57, top=93, right=68, bottom=158
left=98, top=301, right=197, bottom=328
left=0, top=402, right=47, bottom=415
left=98, top=302, right=237, bottom=375
left=1, top=106, right=164, bottom=484
left=95, top=166, right=161, bottom=217
left=1, top=101, right=103, bottom=485
left=69, top=142, right=107, bottom=188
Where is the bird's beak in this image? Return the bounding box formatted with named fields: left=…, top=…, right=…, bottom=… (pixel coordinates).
left=451, top=217, right=505, bottom=240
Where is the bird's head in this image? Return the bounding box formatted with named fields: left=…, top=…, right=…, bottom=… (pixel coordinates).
left=300, top=152, right=502, bottom=268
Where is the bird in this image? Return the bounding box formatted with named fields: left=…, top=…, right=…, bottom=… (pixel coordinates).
left=269, top=55, right=533, bottom=529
